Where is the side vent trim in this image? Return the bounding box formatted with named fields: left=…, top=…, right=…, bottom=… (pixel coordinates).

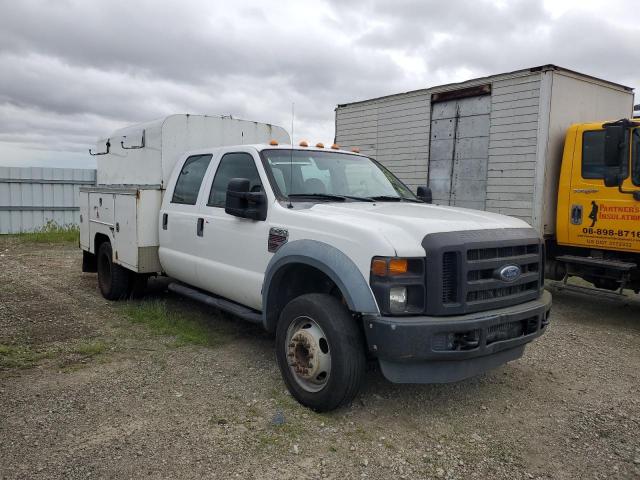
left=268, top=227, right=288, bottom=253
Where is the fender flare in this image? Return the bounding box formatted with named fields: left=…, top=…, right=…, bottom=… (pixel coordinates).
left=262, top=239, right=379, bottom=331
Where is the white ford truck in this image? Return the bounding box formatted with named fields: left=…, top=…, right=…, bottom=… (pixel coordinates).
left=80, top=114, right=551, bottom=411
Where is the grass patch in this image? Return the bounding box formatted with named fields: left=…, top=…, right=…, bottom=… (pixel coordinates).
left=0, top=344, right=55, bottom=369
left=121, top=300, right=233, bottom=347
left=72, top=340, right=108, bottom=357
left=9, top=221, right=79, bottom=244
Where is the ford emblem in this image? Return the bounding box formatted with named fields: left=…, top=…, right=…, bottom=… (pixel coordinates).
left=497, top=265, right=522, bottom=282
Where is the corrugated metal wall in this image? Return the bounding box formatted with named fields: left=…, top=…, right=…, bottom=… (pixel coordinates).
left=0, top=167, right=96, bottom=234
left=485, top=75, right=541, bottom=224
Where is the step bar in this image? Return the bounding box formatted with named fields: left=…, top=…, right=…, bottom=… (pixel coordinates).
left=555, top=255, right=637, bottom=295
left=168, top=283, right=263, bottom=324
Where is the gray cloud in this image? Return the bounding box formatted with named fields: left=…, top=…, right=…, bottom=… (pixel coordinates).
left=0, top=0, right=638, bottom=168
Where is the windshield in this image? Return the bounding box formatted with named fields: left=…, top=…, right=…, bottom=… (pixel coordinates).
left=633, top=129, right=640, bottom=186
left=261, top=150, right=418, bottom=201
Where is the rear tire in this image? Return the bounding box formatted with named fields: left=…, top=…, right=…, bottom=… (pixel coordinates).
left=97, top=241, right=130, bottom=300
left=275, top=293, right=366, bottom=412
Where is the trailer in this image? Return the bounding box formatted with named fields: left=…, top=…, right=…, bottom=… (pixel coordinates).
left=334, top=65, right=634, bottom=238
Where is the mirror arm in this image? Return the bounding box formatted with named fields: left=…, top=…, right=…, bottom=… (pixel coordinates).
left=617, top=183, right=640, bottom=196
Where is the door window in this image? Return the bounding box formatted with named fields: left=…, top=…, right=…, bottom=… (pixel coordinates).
left=582, top=130, right=628, bottom=180
left=633, top=129, right=640, bottom=186
left=208, top=153, right=262, bottom=207
left=171, top=154, right=212, bottom=205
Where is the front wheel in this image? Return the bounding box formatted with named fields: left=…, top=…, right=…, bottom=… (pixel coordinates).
left=275, top=293, right=366, bottom=412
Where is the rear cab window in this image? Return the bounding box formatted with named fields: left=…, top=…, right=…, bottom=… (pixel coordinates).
left=171, top=154, right=213, bottom=205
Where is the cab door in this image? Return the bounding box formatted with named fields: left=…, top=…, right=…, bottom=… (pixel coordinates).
left=564, top=125, right=639, bottom=253
left=158, top=153, right=213, bottom=283
left=196, top=149, right=273, bottom=310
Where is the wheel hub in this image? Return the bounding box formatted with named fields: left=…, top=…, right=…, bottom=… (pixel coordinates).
left=288, top=330, right=320, bottom=380
left=285, top=317, right=331, bottom=392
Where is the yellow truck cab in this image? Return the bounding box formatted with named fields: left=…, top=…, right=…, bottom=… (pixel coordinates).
left=553, top=119, right=640, bottom=292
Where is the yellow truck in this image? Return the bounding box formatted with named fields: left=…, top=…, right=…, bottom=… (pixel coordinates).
left=334, top=65, right=639, bottom=294
left=550, top=118, right=640, bottom=292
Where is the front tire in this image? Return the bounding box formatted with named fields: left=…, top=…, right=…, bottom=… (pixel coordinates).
left=97, top=241, right=130, bottom=300
left=275, top=293, right=366, bottom=412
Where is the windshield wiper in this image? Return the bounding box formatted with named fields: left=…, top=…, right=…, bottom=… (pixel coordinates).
left=368, top=195, right=423, bottom=203
left=288, top=193, right=374, bottom=202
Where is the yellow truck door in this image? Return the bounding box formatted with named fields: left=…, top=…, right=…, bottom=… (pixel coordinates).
left=561, top=124, right=640, bottom=253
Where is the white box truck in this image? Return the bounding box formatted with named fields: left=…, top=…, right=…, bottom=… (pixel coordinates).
left=80, top=114, right=551, bottom=411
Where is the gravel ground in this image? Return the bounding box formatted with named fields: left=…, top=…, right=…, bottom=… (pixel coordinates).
left=1, top=238, right=639, bottom=480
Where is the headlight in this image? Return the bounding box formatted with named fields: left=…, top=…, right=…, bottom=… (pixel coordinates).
left=369, top=257, right=425, bottom=315
left=389, top=287, right=407, bottom=313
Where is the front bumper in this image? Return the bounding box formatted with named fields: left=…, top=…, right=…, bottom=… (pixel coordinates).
left=362, top=290, right=552, bottom=383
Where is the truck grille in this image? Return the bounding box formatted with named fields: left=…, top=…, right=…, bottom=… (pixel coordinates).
left=423, top=229, right=543, bottom=316
left=442, top=252, right=458, bottom=304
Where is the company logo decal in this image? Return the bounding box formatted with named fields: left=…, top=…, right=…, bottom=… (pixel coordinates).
left=588, top=200, right=599, bottom=228
left=497, top=265, right=522, bottom=283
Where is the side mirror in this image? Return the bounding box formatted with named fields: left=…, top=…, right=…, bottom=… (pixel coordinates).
left=416, top=185, right=432, bottom=204
left=603, top=125, right=625, bottom=168
left=604, top=172, right=624, bottom=188
left=225, top=178, right=267, bottom=221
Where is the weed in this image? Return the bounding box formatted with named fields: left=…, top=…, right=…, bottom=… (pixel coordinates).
left=72, top=341, right=108, bottom=357
left=0, top=344, right=55, bottom=369
left=121, top=300, right=233, bottom=347
left=9, top=221, right=79, bottom=244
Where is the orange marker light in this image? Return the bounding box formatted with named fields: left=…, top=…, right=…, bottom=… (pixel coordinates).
left=269, top=140, right=279, bottom=146
left=316, top=142, right=324, bottom=148
left=371, top=258, right=387, bottom=277
left=299, top=140, right=309, bottom=147
left=331, top=143, right=340, bottom=150
left=388, top=258, right=408, bottom=275
left=351, top=147, right=360, bottom=153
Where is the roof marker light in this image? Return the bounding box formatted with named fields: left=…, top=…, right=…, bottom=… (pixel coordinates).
left=331, top=143, right=340, bottom=150
left=299, top=140, right=309, bottom=147
left=316, top=142, right=324, bottom=148
left=269, top=140, right=279, bottom=146
left=351, top=147, right=360, bottom=153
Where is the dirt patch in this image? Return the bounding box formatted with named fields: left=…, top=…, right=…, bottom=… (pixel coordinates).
left=1, top=238, right=639, bottom=479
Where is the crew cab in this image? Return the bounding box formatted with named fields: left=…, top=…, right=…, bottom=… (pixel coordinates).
left=80, top=115, right=551, bottom=411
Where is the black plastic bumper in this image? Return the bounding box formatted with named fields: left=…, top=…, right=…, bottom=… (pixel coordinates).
left=362, top=290, right=552, bottom=383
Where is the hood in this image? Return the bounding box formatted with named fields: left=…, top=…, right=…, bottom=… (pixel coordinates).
left=299, top=201, right=534, bottom=256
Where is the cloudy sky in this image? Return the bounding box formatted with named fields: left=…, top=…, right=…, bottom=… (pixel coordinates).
left=0, top=0, right=638, bottom=169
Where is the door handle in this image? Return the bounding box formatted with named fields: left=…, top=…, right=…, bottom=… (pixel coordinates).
left=197, top=217, right=204, bottom=237
left=162, top=213, right=168, bottom=230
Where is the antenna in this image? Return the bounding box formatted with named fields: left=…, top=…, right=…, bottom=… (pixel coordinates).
left=288, top=102, right=294, bottom=208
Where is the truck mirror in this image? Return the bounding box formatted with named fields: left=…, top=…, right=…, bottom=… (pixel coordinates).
left=416, top=186, right=432, bottom=204
left=604, top=172, right=624, bottom=188
left=225, top=178, right=267, bottom=221
left=603, top=125, right=625, bottom=168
